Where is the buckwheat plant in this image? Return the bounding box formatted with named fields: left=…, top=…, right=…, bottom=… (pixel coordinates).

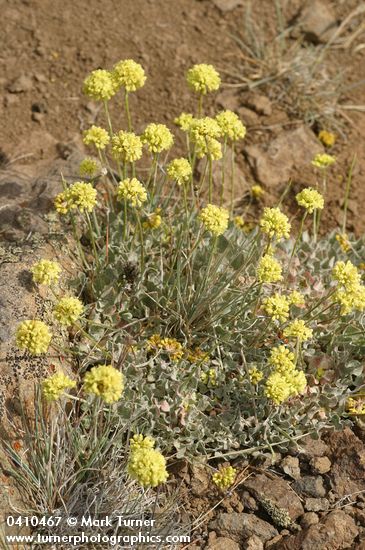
left=12, top=60, right=365, bottom=474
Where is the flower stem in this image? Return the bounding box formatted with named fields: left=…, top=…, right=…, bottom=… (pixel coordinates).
left=125, top=92, right=132, bottom=131
left=229, top=146, right=235, bottom=215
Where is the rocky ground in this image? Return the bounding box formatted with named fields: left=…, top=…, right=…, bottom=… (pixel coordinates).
left=1, top=0, right=365, bottom=548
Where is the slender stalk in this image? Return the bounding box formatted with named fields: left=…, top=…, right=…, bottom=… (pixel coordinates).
left=103, top=100, right=113, bottom=136
left=342, top=155, right=356, bottom=234
left=136, top=211, right=145, bottom=271
left=208, top=155, right=213, bottom=203
left=198, top=94, right=203, bottom=117
left=85, top=211, right=100, bottom=268
left=220, top=138, right=227, bottom=205
left=125, top=92, right=132, bottom=131
left=123, top=199, right=128, bottom=240
left=229, top=146, right=235, bottom=215
left=286, top=211, right=307, bottom=280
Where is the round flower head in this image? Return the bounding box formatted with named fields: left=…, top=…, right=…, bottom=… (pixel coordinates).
left=289, top=291, right=305, bottom=307
left=31, top=259, right=61, bottom=285
left=333, top=287, right=365, bottom=315
left=117, top=178, right=147, bottom=207
left=265, top=371, right=292, bottom=404
left=268, top=345, right=295, bottom=374
left=311, top=153, right=336, bottom=169
left=83, top=365, right=124, bottom=404
left=318, top=130, right=335, bottom=148
left=286, top=369, right=307, bottom=395
left=174, top=112, right=194, bottom=132
left=130, top=434, right=155, bottom=452
left=190, top=117, right=221, bottom=140
left=260, top=207, right=291, bottom=240
left=111, top=131, right=143, bottom=163
left=283, top=320, right=313, bottom=342
left=16, top=320, right=52, bottom=355
left=79, top=157, right=100, bottom=178
left=53, top=296, right=84, bottom=326
left=257, top=255, right=282, bottom=284
left=42, top=372, right=76, bottom=402
left=142, top=123, right=174, bottom=154
left=199, top=204, right=229, bottom=236
left=113, top=59, right=146, bottom=92
left=68, top=182, right=98, bottom=213
left=212, top=466, right=236, bottom=490
left=216, top=110, right=246, bottom=141
left=249, top=367, right=263, bottom=384
left=336, top=233, right=351, bottom=253
left=127, top=447, right=168, bottom=488
left=251, top=184, right=264, bottom=199
left=83, top=126, right=110, bottom=150
left=143, top=209, right=162, bottom=230
left=195, top=136, right=222, bottom=160
left=167, top=158, right=192, bottom=185
left=186, top=63, right=221, bottom=95
left=262, top=294, right=290, bottom=323
left=82, top=69, right=116, bottom=101
left=332, top=260, right=361, bottom=292
left=296, top=187, right=324, bottom=214
left=54, top=191, right=70, bottom=215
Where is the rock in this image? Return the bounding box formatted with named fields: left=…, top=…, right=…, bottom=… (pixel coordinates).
left=241, top=490, right=258, bottom=511
left=323, top=428, right=365, bottom=497
left=266, top=535, right=283, bottom=548
left=297, top=0, right=338, bottom=44
left=211, top=0, right=243, bottom=12
left=31, top=112, right=44, bottom=123
left=245, top=93, right=272, bottom=116
left=292, top=476, right=326, bottom=498
left=206, top=537, right=240, bottom=550
left=299, top=435, right=330, bottom=458
left=216, top=89, right=241, bottom=112
left=270, top=510, right=359, bottom=550
left=244, top=534, right=264, bottom=550
left=310, top=456, right=332, bottom=474
left=209, top=512, right=278, bottom=543
left=305, top=497, right=329, bottom=512
left=3, top=94, right=19, bottom=107
left=281, top=456, right=301, bottom=480
left=301, top=512, right=319, bottom=528
left=190, top=464, right=210, bottom=496
left=244, top=473, right=304, bottom=521
left=244, top=125, right=323, bottom=187
left=237, top=106, right=259, bottom=127
left=7, top=75, right=33, bottom=93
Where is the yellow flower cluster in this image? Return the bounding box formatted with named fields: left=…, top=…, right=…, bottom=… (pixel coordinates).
left=54, top=182, right=98, bottom=215
left=83, top=69, right=116, bottom=101
left=332, top=260, right=361, bottom=292
left=127, top=443, right=168, bottom=488
left=216, top=110, right=246, bottom=141
left=265, top=346, right=306, bottom=405
left=318, top=130, right=335, bottom=147
left=234, top=216, right=255, bottom=233
left=31, top=259, right=61, bottom=285
left=186, top=63, right=221, bottom=95
left=112, top=59, right=146, bottom=92
left=187, top=348, right=210, bottom=364
left=249, top=366, right=263, bottom=384
left=201, top=368, right=217, bottom=386
left=83, top=365, right=124, bottom=403
left=167, top=158, right=192, bottom=185
left=262, top=293, right=290, bottom=322
left=130, top=434, right=155, bottom=452
left=174, top=112, right=194, bottom=131
left=117, top=178, right=147, bottom=207
left=332, top=260, right=365, bottom=314
left=260, top=207, right=291, bottom=240
left=83, top=126, right=110, bottom=150
left=196, top=136, right=222, bottom=160
left=190, top=117, right=222, bottom=140
left=142, top=123, right=174, bottom=153
left=42, top=372, right=76, bottom=402
left=111, top=131, right=143, bottom=162
left=79, top=157, right=100, bottom=178
left=199, top=204, right=229, bottom=236
left=296, top=187, right=324, bottom=214
left=311, top=153, right=336, bottom=169
left=16, top=320, right=52, bottom=355
left=257, top=255, right=282, bottom=283
left=212, top=466, right=236, bottom=490
left=347, top=397, right=365, bottom=415
left=336, top=233, right=351, bottom=253
left=146, top=334, right=184, bottom=361
left=251, top=184, right=264, bottom=199
left=283, top=320, right=313, bottom=341
left=143, top=209, right=162, bottom=230
left=53, top=296, right=84, bottom=326
left=288, top=291, right=305, bottom=307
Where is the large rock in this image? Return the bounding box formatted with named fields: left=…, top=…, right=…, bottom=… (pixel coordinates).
left=271, top=510, right=359, bottom=549
left=209, top=512, right=278, bottom=544
left=297, top=0, right=338, bottom=44
left=244, top=125, right=323, bottom=187
left=243, top=472, right=304, bottom=521
left=206, top=537, right=240, bottom=550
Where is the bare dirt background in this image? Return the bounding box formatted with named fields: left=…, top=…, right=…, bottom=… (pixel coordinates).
left=1, top=0, right=365, bottom=233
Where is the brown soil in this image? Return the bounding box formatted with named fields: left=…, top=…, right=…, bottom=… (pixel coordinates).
left=1, top=0, right=365, bottom=233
